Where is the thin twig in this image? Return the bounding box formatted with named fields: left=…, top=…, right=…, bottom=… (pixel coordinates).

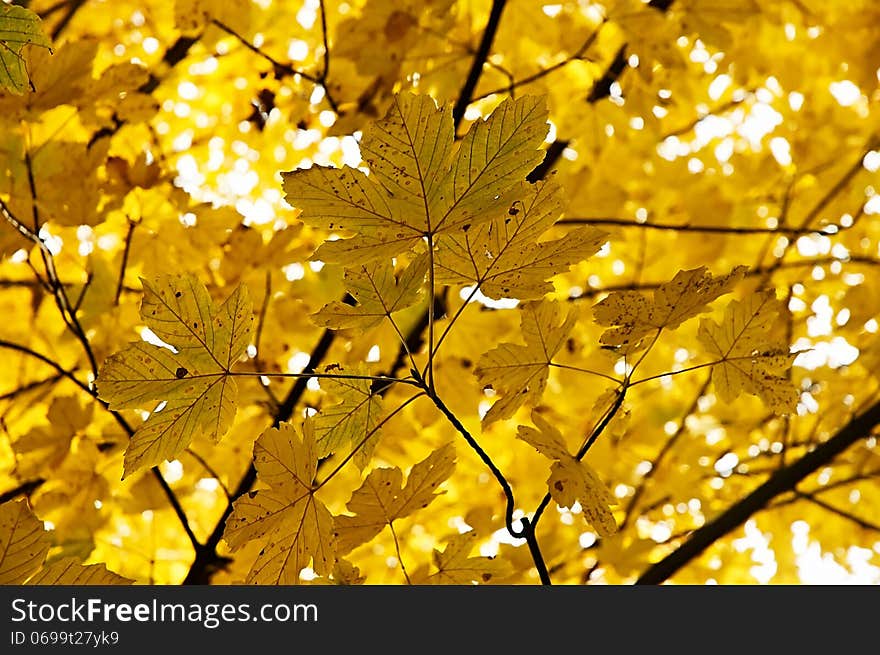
left=115, top=218, right=136, bottom=306
left=50, top=0, right=86, bottom=41
left=636, top=400, right=880, bottom=584
left=557, top=217, right=841, bottom=236
left=211, top=18, right=339, bottom=113
left=422, top=375, right=551, bottom=584
left=0, top=374, right=65, bottom=402
left=0, top=340, right=202, bottom=551
left=472, top=20, right=606, bottom=102
left=452, top=0, right=508, bottom=129
left=0, top=479, right=45, bottom=505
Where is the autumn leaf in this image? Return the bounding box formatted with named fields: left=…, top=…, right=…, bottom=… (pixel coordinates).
left=0, top=5, right=52, bottom=94
left=413, top=531, right=512, bottom=584
left=311, top=364, right=384, bottom=466
left=96, top=274, right=253, bottom=478
left=0, top=499, right=49, bottom=584
left=223, top=420, right=335, bottom=583
left=593, top=266, right=748, bottom=352
left=0, top=500, right=131, bottom=584
left=0, top=40, right=149, bottom=122
left=475, top=300, right=577, bottom=425
left=698, top=289, right=799, bottom=412
left=311, top=254, right=428, bottom=331
left=13, top=396, right=92, bottom=479
left=281, top=92, right=549, bottom=264
left=335, top=443, right=456, bottom=555
left=26, top=557, right=134, bottom=585
left=517, top=413, right=618, bottom=538
left=3, top=0, right=879, bottom=590
left=175, top=0, right=252, bottom=34
left=435, top=178, right=607, bottom=299
left=310, top=558, right=367, bottom=585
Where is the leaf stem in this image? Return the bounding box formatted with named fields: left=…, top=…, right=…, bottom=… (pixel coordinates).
left=232, top=370, right=419, bottom=387
left=426, top=235, right=437, bottom=392
left=114, top=218, right=137, bottom=306
left=421, top=377, right=550, bottom=583
left=549, top=362, right=623, bottom=385
left=432, top=285, right=478, bottom=356
left=530, top=385, right=627, bottom=530
left=315, top=393, right=425, bottom=490
left=389, top=522, right=413, bottom=584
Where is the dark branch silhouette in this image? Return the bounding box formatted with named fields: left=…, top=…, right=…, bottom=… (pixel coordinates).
left=636, top=400, right=880, bottom=584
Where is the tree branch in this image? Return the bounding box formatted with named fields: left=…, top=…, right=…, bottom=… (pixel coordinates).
left=586, top=44, right=628, bottom=103
left=49, top=0, right=86, bottom=41
left=0, top=479, right=45, bottom=505
left=557, top=217, right=840, bottom=236
left=452, top=0, right=507, bottom=129
left=472, top=20, right=606, bottom=103
left=211, top=18, right=339, bottom=113
left=635, top=400, right=880, bottom=584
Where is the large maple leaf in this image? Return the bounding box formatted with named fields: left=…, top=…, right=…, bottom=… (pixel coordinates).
left=435, top=178, right=607, bottom=300
left=475, top=300, right=577, bottom=426
left=281, top=92, right=549, bottom=264
left=223, top=421, right=336, bottom=584
left=593, top=265, right=748, bottom=352
left=334, top=443, right=456, bottom=555
left=97, top=274, right=253, bottom=478
left=698, top=289, right=799, bottom=412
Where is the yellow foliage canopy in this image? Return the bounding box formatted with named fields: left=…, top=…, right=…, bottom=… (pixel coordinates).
left=1, top=0, right=879, bottom=589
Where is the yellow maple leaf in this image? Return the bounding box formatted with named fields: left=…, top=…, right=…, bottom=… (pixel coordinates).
left=0, top=39, right=150, bottom=123
left=13, top=396, right=92, bottom=479
left=698, top=289, right=799, bottom=413
left=281, top=92, right=549, bottom=264
left=175, top=0, right=251, bottom=35
left=0, top=5, right=52, bottom=95
left=311, top=254, right=427, bottom=331
left=334, top=443, right=456, bottom=555
left=0, top=500, right=132, bottom=584
left=475, top=300, right=576, bottom=425
left=593, top=265, right=748, bottom=352
left=517, top=413, right=618, bottom=538
left=311, top=364, right=384, bottom=467
left=26, top=557, right=133, bottom=585
left=0, top=499, right=49, bottom=584
left=223, top=421, right=336, bottom=584
left=96, top=274, right=253, bottom=478
left=415, top=531, right=512, bottom=584
left=435, top=178, right=607, bottom=300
